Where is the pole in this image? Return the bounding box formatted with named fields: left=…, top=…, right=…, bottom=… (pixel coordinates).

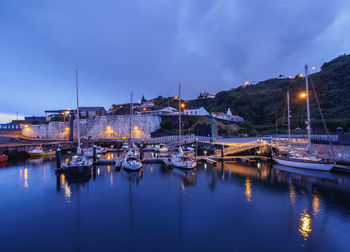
left=275, top=111, right=278, bottom=135
left=178, top=83, right=181, bottom=146
left=211, top=115, right=215, bottom=142
left=287, top=90, right=291, bottom=149
left=305, top=65, right=311, bottom=154
left=76, top=69, right=81, bottom=154
left=129, top=91, right=133, bottom=146
left=195, top=138, right=198, bottom=162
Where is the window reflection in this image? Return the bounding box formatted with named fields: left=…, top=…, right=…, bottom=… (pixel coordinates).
left=24, top=168, right=28, bottom=188
left=289, top=184, right=295, bottom=205
left=245, top=177, right=252, bottom=202
left=312, top=192, right=321, bottom=216
left=110, top=172, right=114, bottom=187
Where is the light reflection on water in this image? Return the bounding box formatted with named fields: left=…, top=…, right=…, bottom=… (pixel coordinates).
left=289, top=184, right=296, bottom=205
left=299, top=209, right=312, bottom=240
left=245, top=177, right=252, bottom=202
left=1, top=156, right=350, bottom=251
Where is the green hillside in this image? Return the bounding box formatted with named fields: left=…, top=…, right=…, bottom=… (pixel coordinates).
left=188, top=54, right=350, bottom=134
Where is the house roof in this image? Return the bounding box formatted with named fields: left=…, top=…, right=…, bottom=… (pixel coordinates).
left=160, top=107, right=177, bottom=111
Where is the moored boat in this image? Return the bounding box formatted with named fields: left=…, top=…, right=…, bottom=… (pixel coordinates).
left=28, top=147, right=55, bottom=158
left=170, top=147, right=196, bottom=169
left=63, top=155, right=93, bottom=176
left=273, top=65, right=335, bottom=172
left=154, top=143, right=168, bottom=153
left=122, top=150, right=142, bottom=171
left=83, top=146, right=104, bottom=157
left=273, top=155, right=334, bottom=171
left=120, top=142, right=129, bottom=152
left=0, top=154, right=8, bottom=162
left=169, top=84, right=196, bottom=169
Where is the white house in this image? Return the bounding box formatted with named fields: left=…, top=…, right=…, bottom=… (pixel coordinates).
left=211, top=108, right=244, bottom=123
left=184, top=107, right=209, bottom=116
left=141, top=101, right=155, bottom=108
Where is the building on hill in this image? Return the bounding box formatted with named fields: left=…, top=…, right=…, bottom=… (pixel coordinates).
left=211, top=108, right=244, bottom=123
left=25, top=116, right=47, bottom=121
left=136, top=106, right=177, bottom=116
left=79, top=107, right=106, bottom=118
left=197, top=91, right=215, bottom=99
left=184, top=107, right=209, bottom=116
left=141, top=101, right=155, bottom=108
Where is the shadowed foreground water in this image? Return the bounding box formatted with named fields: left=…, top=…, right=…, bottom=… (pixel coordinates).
left=0, top=155, right=350, bottom=251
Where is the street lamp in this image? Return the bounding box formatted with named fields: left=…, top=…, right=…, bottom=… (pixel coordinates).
left=299, top=92, right=307, bottom=99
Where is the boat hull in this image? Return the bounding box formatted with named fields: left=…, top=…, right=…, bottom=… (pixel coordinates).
left=64, top=165, right=93, bottom=176
left=122, top=161, right=142, bottom=171
left=273, top=157, right=333, bottom=171
left=29, top=152, right=55, bottom=158
left=0, top=155, right=8, bottom=162
left=170, top=158, right=196, bottom=169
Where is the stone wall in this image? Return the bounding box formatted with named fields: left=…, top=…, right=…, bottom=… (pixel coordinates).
left=22, top=115, right=161, bottom=140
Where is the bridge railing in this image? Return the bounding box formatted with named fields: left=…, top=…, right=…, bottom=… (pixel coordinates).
left=133, top=135, right=211, bottom=144
left=273, top=134, right=339, bottom=143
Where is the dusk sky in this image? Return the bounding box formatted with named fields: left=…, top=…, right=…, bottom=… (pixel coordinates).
left=1, top=0, right=350, bottom=122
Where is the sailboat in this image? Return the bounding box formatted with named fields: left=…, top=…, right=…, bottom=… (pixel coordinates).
left=63, top=70, right=93, bottom=175
left=273, top=65, right=334, bottom=171
left=122, top=91, right=142, bottom=171
left=170, top=84, right=196, bottom=169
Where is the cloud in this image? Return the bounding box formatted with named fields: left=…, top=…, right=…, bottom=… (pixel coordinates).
left=0, top=0, right=349, bottom=115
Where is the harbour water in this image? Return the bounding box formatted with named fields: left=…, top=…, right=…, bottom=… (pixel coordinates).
left=1, top=154, right=350, bottom=251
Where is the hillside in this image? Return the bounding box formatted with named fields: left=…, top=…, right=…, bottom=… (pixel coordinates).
left=187, top=54, right=350, bottom=134
left=112, top=54, right=350, bottom=136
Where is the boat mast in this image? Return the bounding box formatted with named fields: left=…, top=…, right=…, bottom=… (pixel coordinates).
left=130, top=91, right=134, bottom=146
left=305, top=65, right=312, bottom=154
left=178, top=83, right=181, bottom=146
left=76, top=69, right=81, bottom=154
left=287, top=89, right=291, bottom=149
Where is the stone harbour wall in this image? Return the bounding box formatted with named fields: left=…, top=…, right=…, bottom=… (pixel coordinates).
left=22, top=115, right=161, bottom=140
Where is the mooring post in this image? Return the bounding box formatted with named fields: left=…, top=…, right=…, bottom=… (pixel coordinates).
left=221, top=144, right=224, bottom=159
left=56, top=146, right=61, bottom=170
left=93, top=145, right=97, bottom=164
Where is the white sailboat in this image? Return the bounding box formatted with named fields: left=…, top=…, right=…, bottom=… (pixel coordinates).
left=63, top=70, right=93, bottom=175
left=170, top=84, right=196, bottom=169
left=83, top=145, right=104, bottom=158
left=121, top=91, right=142, bottom=171
left=273, top=65, right=334, bottom=171
left=170, top=146, right=196, bottom=169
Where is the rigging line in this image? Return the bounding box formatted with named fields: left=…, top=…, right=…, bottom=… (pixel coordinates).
left=309, top=76, right=336, bottom=160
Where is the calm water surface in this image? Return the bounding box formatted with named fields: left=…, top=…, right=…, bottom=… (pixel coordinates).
left=0, top=154, right=350, bottom=252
